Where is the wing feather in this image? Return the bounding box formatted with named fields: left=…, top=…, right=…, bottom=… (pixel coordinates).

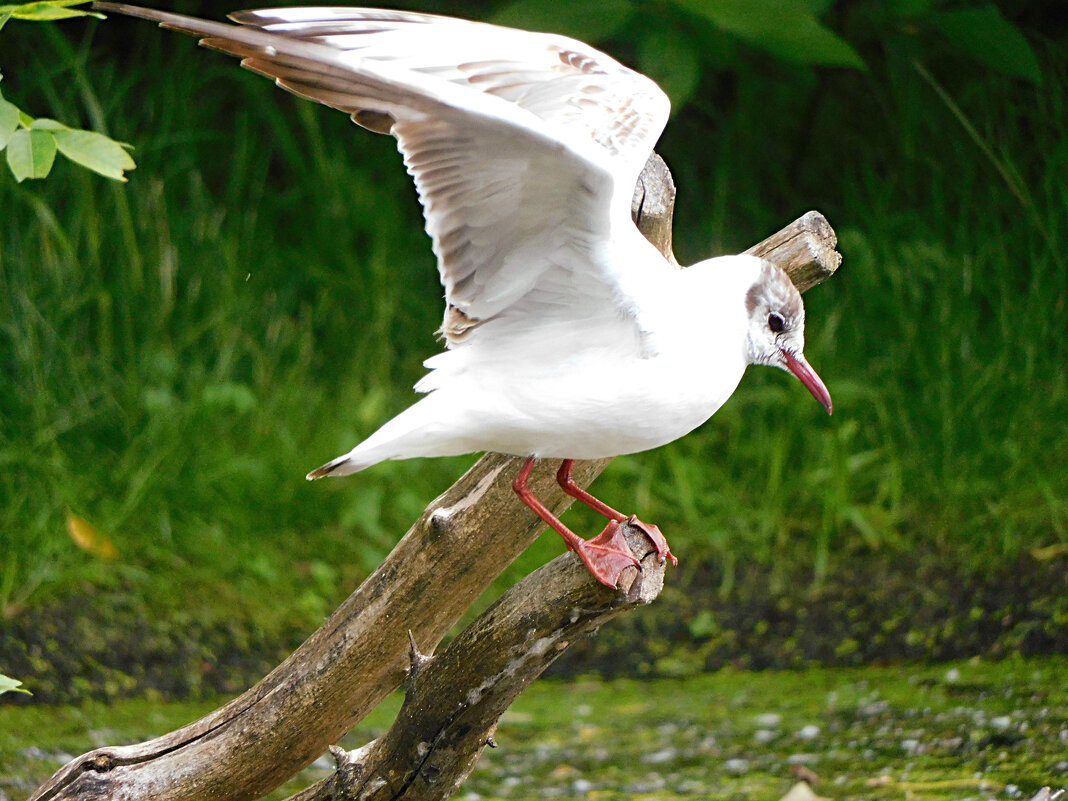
left=95, top=3, right=673, bottom=350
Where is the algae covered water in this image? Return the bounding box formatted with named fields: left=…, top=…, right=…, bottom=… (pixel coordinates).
left=2, top=658, right=1065, bottom=800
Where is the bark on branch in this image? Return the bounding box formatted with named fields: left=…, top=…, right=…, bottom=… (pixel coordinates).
left=29, top=153, right=840, bottom=801
left=291, top=521, right=666, bottom=801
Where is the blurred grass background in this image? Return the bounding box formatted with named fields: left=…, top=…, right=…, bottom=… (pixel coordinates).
left=1, top=1, right=1066, bottom=699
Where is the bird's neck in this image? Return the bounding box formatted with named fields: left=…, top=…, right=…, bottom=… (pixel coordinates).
left=649, top=256, right=758, bottom=358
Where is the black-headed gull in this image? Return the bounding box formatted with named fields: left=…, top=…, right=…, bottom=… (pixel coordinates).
left=98, top=3, right=833, bottom=587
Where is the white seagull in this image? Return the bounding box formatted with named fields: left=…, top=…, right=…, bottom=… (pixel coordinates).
left=99, top=3, right=833, bottom=587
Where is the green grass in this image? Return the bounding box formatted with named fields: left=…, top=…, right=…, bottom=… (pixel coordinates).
left=2, top=658, right=1066, bottom=800
left=1, top=9, right=1066, bottom=645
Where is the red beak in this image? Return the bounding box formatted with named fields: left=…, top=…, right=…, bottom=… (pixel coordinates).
left=782, top=350, right=833, bottom=415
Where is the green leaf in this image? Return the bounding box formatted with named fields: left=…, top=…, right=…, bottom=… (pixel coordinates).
left=492, top=0, right=635, bottom=43
left=0, top=0, right=95, bottom=8
left=932, top=5, right=1041, bottom=84
left=1, top=0, right=103, bottom=21
left=637, top=23, right=702, bottom=111
left=53, top=128, right=135, bottom=181
left=0, top=95, right=19, bottom=149
left=0, top=674, right=31, bottom=696
left=30, top=117, right=69, bottom=130
left=674, top=0, right=865, bottom=69
left=0, top=10, right=12, bottom=30
left=6, top=127, right=57, bottom=181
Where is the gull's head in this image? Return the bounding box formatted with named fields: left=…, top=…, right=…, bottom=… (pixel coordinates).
left=743, top=259, right=832, bottom=415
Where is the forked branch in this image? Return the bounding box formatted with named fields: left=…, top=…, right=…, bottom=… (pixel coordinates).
left=289, top=521, right=667, bottom=801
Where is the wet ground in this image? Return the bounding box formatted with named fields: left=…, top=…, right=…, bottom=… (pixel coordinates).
left=3, top=658, right=1065, bottom=800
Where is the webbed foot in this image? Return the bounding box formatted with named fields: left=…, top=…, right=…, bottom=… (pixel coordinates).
left=571, top=520, right=642, bottom=589
left=626, top=516, right=678, bottom=566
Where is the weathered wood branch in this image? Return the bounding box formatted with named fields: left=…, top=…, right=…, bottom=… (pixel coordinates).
left=744, top=210, right=841, bottom=293
left=632, top=153, right=679, bottom=266
left=28, top=152, right=840, bottom=801
left=290, top=521, right=666, bottom=801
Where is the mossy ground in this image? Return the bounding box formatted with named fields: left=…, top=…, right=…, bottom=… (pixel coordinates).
left=3, top=546, right=1065, bottom=705
left=2, top=658, right=1065, bottom=800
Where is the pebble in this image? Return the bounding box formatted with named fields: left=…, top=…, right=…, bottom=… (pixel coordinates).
left=586, top=746, right=610, bottom=762
left=624, top=777, right=666, bottom=792
left=900, top=738, right=921, bottom=755
left=641, top=747, right=678, bottom=764
left=674, top=779, right=707, bottom=794
left=723, top=757, right=750, bottom=774
left=755, top=712, right=783, bottom=727
left=753, top=728, right=778, bottom=744
left=860, top=700, right=890, bottom=716
left=571, top=778, right=593, bottom=794
left=797, top=724, right=821, bottom=740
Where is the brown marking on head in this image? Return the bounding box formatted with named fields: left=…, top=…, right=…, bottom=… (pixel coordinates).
left=746, top=260, right=802, bottom=325
left=745, top=281, right=761, bottom=317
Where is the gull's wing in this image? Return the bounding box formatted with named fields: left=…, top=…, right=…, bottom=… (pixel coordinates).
left=95, top=4, right=673, bottom=349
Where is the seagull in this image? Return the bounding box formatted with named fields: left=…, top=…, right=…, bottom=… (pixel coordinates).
left=98, top=3, right=833, bottom=588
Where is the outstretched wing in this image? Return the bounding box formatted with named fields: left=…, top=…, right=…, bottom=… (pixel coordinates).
left=96, top=4, right=673, bottom=348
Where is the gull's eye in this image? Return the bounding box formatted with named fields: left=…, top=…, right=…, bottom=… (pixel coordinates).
left=768, top=312, right=785, bottom=333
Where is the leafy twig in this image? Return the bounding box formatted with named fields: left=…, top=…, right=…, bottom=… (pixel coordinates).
left=0, top=0, right=135, bottom=182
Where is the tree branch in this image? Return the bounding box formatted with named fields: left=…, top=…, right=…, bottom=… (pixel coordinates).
left=291, top=521, right=666, bottom=801
left=29, top=153, right=840, bottom=801
left=744, top=209, right=841, bottom=293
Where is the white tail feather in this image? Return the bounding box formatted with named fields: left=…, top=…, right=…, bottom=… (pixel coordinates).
left=306, top=393, right=464, bottom=480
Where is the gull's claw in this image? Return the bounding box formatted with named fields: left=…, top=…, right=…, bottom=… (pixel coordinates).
left=626, top=516, right=678, bottom=567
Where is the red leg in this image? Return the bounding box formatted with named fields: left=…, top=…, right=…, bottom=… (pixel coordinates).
left=556, top=459, right=625, bottom=520
left=513, top=457, right=639, bottom=589
left=555, top=459, right=678, bottom=568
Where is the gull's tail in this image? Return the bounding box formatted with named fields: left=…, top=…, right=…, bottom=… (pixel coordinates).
left=306, top=454, right=363, bottom=480
left=305, top=441, right=401, bottom=480
left=305, top=392, right=465, bottom=480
